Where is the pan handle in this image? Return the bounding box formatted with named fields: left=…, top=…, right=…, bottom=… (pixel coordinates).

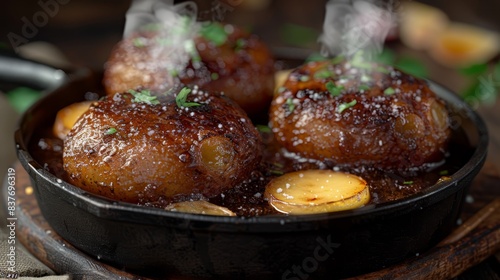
left=0, top=49, right=67, bottom=91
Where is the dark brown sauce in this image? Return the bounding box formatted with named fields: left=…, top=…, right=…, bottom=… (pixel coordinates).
left=30, top=124, right=474, bottom=217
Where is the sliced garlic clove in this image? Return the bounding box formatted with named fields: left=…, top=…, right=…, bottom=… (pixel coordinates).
left=165, top=200, right=236, bottom=216
left=53, top=101, right=93, bottom=139
left=264, top=170, right=370, bottom=214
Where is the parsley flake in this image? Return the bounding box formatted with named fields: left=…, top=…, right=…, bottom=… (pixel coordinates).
left=235, top=38, right=246, bottom=51
left=300, top=75, right=310, bottom=82
left=106, top=127, right=117, bottom=135
left=326, top=81, right=344, bottom=97
left=403, top=181, right=414, bottom=185
left=359, top=84, right=371, bottom=91
left=133, top=37, right=146, bottom=48
left=256, top=125, right=272, bottom=133
left=286, top=98, right=295, bottom=113
left=128, top=89, right=160, bottom=105
left=199, top=22, right=228, bottom=46
left=331, top=55, right=345, bottom=65
left=176, top=87, right=201, bottom=108
left=337, top=99, right=357, bottom=113
left=439, top=170, right=449, bottom=176
left=314, top=69, right=333, bottom=79
left=384, top=87, right=396, bottom=95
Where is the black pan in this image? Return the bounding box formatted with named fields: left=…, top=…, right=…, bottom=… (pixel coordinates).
left=13, top=58, right=488, bottom=279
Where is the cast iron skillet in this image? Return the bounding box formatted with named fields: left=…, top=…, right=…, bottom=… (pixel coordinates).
left=14, top=57, right=488, bottom=279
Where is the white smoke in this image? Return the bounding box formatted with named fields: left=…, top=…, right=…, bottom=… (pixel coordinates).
left=319, top=0, right=397, bottom=59
left=122, top=0, right=202, bottom=79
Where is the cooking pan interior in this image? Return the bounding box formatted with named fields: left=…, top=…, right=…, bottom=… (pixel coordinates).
left=16, top=67, right=488, bottom=224
left=14, top=64, right=488, bottom=278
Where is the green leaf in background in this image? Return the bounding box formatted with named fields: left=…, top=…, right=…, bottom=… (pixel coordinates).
left=306, top=52, right=327, bottom=62
left=6, top=87, right=41, bottom=113
left=460, top=61, right=500, bottom=107
left=394, top=57, right=428, bottom=78
left=494, top=61, right=500, bottom=81
left=460, top=63, right=488, bottom=76
left=280, top=23, right=320, bottom=48
left=374, top=49, right=396, bottom=65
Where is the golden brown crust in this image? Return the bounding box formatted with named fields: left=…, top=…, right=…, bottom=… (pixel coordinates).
left=103, top=23, right=275, bottom=118
left=63, top=88, right=262, bottom=206
left=269, top=59, right=451, bottom=170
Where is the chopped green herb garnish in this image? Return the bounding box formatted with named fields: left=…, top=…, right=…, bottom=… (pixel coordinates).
left=184, top=40, right=201, bottom=62
left=286, top=98, right=295, bottom=113
left=128, top=89, right=160, bottom=105
left=358, top=84, right=371, bottom=91
left=314, top=69, right=333, bottom=79
left=384, top=87, right=396, bottom=95
left=306, top=52, right=327, bottom=62
left=106, top=127, right=117, bottom=135
left=300, top=75, right=310, bottom=82
left=235, top=38, right=245, bottom=51
left=326, top=81, right=344, bottom=97
left=133, top=37, right=146, bottom=48
left=361, top=74, right=371, bottom=83
left=337, top=100, right=357, bottom=113
left=156, top=37, right=172, bottom=46
left=331, top=55, right=345, bottom=65
left=256, top=125, right=272, bottom=133
left=439, top=170, right=449, bottom=176
left=171, top=16, right=192, bottom=36
left=211, top=72, right=219, bottom=80
left=278, top=87, right=287, bottom=93
left=270, top=170, right=284, bottom=176
left=350, top=51, right=372, bottom=70
left=403, top=181, right=414, bottom=185
left=199, top=22, right=228, bottom=46
left=170, top=69, right=179, bottom=78
left=176, top=87, right=201, bottom=108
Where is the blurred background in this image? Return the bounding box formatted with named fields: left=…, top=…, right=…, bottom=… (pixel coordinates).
left=0, top=0, right=498, bottom=69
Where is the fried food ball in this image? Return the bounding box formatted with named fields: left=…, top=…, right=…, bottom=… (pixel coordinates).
left=269, top=58, right=451, bottom=170
left=103, top=21, right=275, bottom=118
left=63, top=87, right=262, bottom=206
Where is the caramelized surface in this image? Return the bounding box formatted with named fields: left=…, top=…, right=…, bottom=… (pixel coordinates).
left=62, top=89, right=262, bottom=207
left=103, top=23, right=275, bottom=119
left=269, top=60, right=451, bottom=170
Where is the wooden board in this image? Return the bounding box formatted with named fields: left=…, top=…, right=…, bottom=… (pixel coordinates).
left=7, top=160, right=500, bottom=279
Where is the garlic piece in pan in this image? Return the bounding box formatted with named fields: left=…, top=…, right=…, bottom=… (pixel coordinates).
left=265, top=170, right=370, bottom=215
left=165, top=200, right=236, bottom=216
left=53, top=101, right=92, bottom=139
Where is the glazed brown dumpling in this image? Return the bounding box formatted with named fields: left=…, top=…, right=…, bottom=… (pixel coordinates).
left=269, top=58, right=451, bottom=170
left=63, top=87, right=262, bottom=206
left=103, top=22, right=275, bottom=118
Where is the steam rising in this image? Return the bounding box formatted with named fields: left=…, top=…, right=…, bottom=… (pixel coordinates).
left=124, top=0, right=198, bottom=38
left=319, top=0, right=397, bottom=59
left=123, top=0, right=201, bottom=79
